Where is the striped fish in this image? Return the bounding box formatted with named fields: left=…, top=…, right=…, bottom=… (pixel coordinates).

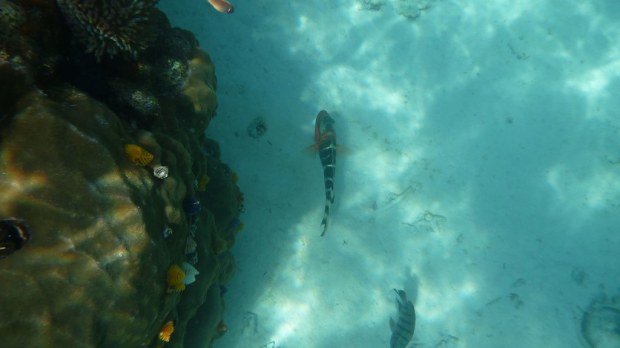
left=312, top=110, right=337, bottom=236
left=390, top=289, right=416, bottom=348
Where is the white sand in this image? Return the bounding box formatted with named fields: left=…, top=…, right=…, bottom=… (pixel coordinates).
left=160, top=1, right=620, bottom=347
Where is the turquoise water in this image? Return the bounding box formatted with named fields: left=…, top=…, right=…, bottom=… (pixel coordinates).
left=162, top=1, right=620, bottom=347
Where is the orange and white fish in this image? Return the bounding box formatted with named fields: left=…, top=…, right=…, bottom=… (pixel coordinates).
left=311, top=110, right=337, bottom=236
left=208, top=0, right=234, bottom=14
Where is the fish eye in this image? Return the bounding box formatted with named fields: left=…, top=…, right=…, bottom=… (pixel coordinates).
left=227, top=7, right=234, bottom=13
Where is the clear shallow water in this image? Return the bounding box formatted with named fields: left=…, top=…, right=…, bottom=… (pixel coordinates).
left=161, top=1, right=620, bottom=347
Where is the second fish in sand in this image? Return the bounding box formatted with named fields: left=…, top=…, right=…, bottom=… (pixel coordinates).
left=390, top=289, right=416, bottom=348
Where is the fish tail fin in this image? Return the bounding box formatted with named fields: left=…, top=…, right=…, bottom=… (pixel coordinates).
left=320, top=200, right=331, bottom=236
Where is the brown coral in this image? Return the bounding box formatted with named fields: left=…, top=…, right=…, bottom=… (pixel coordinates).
left=56, top=0, right=159, bottom=60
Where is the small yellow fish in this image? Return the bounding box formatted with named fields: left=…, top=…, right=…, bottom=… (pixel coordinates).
left=159, top=320, right=175, bottom=343
left=197, top=174, right=211, bottom=192
left=124, top=144, right=154, bottom=167
left=166, top=264, right=186, bottom=293
left=207, top=0, right=234, bottom=13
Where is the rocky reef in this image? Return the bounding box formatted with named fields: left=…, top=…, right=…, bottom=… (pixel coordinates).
left=0, top=1, right=242, bottom=347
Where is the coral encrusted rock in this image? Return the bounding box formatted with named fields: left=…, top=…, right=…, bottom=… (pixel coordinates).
left=0, top=1, right=243, bottom=347
left=0, top=88, right=164, bottom=347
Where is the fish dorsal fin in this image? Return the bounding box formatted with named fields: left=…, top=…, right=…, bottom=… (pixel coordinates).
left=394, top=289, right=407, bottom=301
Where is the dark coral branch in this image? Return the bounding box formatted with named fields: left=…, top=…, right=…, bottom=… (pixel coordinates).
left=56, top=0, right=159, bottom=61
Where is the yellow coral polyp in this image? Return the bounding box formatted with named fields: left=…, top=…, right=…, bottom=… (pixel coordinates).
left=231, top=172, right=239, bottom=184
left=124, top=144, right=154, bottom=166
left=197, top=174, right=210, bottom=192
left=159, top=320, right=175, bottom=342
left=166, top=264, right=186, bottom=293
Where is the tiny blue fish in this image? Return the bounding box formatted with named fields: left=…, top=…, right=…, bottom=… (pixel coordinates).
left=183, top=197, right=201, bottom=216
left=227, top=217, right=241, bottom=231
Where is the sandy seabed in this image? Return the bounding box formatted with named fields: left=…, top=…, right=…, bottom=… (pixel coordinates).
left=161, top=1, right=620, bottom=347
